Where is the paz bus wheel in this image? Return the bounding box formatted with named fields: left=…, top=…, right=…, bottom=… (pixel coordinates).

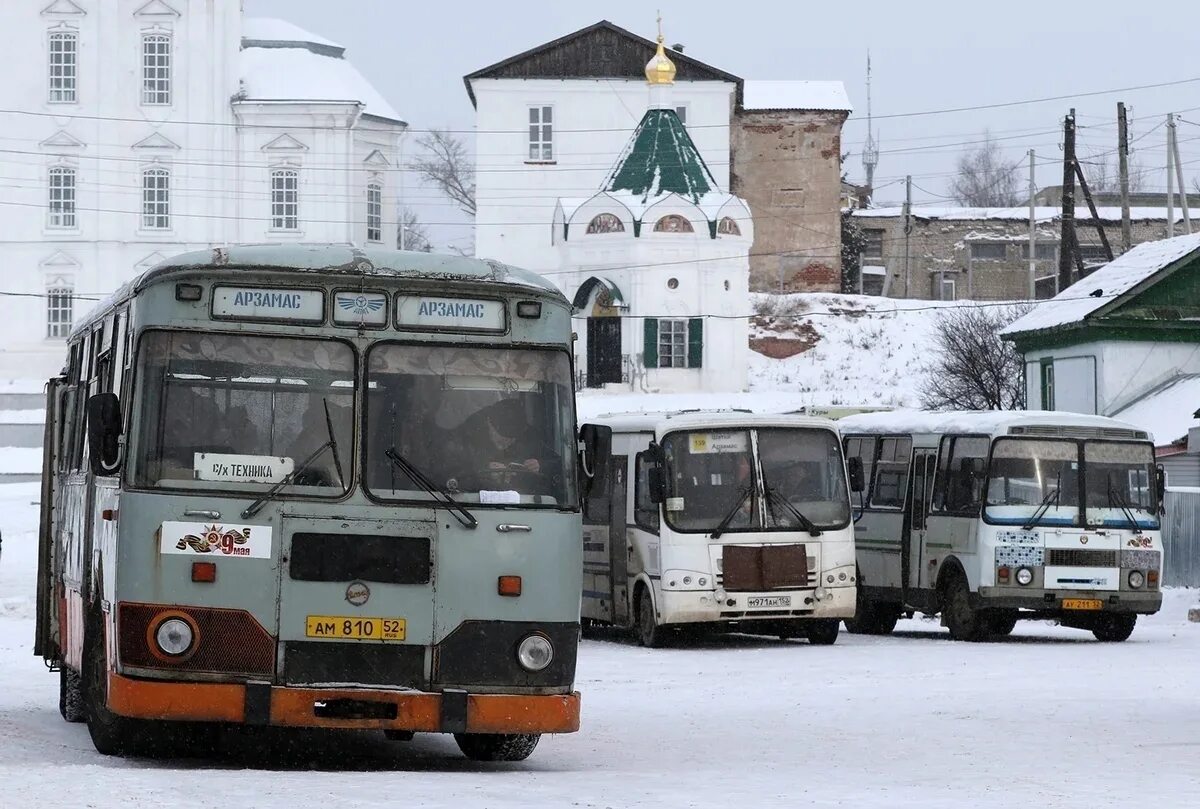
left=635, top=587, right=667, bottom=648
left=454, top=733, right=541, bottom=762
left=59, top=666, right=85, bottom=723
left=806, top=619, right=840, bottom=645
left=942, top=575, right=987, bottom=642
left=1092, top=613, right=1136, bottom=642
left=987, top=611, right=1019, bottom=638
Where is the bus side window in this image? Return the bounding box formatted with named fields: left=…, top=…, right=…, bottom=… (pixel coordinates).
left=634, top=451, right=660, bottom=532
left=871, top=437, right=912, bottom=509
left=936, top=436, right=990, bottom=514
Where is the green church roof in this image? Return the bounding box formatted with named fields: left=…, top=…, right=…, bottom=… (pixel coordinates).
left=605, top=108, right=719, bottom=204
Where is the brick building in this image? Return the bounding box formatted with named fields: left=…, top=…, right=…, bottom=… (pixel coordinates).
left=851, top=206, right=1187, bottom=300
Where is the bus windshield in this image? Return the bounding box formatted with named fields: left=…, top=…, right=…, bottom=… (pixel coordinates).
left=661, top=427, right=850, bottom=533
left=364, top=344, right=576, bottom=507
left=984, top=437, right=1159, bottom=529
left=1083, top=441, right=1159, bottom=529
left=132, top=331, right=354, bottom=494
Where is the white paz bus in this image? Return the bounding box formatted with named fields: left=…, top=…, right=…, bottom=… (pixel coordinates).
left=840, top=411, right=1164, bottom=642
left=577, top=411, right=859, bottom=646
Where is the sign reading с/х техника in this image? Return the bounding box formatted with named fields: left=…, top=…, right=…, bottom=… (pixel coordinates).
left=396, top=295, right=505, bottom=332
left=212, top=286, right=325, bottom=322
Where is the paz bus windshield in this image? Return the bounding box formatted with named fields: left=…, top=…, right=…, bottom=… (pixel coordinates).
left=984, top=437, right=1158, bottom=529
left=661, top=427, right=850, bottom=533
left=131, top=331, right=355, bottom=494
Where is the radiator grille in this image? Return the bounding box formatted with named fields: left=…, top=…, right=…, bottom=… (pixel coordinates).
left=1045, top=548, right=1118, bottom=567
left=119, top=602, right=275, bottom=677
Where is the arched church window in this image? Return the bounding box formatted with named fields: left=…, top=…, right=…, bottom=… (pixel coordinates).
left=653, top=214, right=693, bottom=233
left=717, top=216, right=741, bottom=236
left=586, top=213, right=625, bottom=234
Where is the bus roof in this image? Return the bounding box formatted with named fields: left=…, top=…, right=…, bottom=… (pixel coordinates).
left=72, top=244, right=563, bottom=338
left=838, top=409, right=1151, bottom=441
left=586, top=409, right=840, bottom=435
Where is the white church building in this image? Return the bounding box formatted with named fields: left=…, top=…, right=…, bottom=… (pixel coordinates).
left=469, top=21, right=752, bottom=393
left=0, top=1, right=406, bottom=381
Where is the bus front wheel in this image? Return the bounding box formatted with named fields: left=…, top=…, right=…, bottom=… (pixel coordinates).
left=941, top=574, right=988, bottom=642
left=454, top=732, right=541, bottom=762
left=59, top=666, right=85, bottom=723
left=806, top=619, right=840, bottom=645
left=635, top=587, right=667, bottom=648
left=1092, top=613, right=1136, bottom=642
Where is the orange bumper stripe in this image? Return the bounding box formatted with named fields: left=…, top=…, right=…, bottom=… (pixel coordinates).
left=108, top=673, right=580, bottom=734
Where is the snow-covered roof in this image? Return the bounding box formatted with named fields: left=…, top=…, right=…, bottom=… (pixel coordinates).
left=242, top=18, right=341, bottom=49
left=854, top=206, right=1183, bottom=222
left=838, top=409, right=1150, bottom=439
left=1002, top=232, right=1200, bottom=337
left=1111, top=375, right=1200, bottom=446
left=583, top=408, right=838, bottom=436
left=742, top=80, right=852, bottom=112
left=239, top=19, right=403, bottom=124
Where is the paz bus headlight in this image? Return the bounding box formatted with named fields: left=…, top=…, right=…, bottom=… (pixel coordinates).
left=1015, top=567, right=1034, bottom=586
left=1128, top=570, right=1145, bottom=589
left=517, top=634, right=554, bottom=672
left=154, top=617, right=195, bottom=657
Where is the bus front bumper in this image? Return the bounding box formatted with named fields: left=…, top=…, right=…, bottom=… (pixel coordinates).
left=976, top=587, right=1162, bottom=614
left=658, top=584, right=855, bottom=624
left=107, top=673, right=580, bottom=734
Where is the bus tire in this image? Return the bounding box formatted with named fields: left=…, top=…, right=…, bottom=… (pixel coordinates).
left=806, top=619, right=840, bottom=645
left=1092, top=613, right=1136, bottom=642
left=941, top=573, right=987, bottom=642
left=845, top=603, right=900, bottom=636
left=59, top=666, right=85, bottom=723
left=83, top=614, right=159, bottom=756
left=987, top=611, right=1019, bottom=637
left=454, top=732, right=540, bottom=762
left=635, top=586, right=667, bottom=648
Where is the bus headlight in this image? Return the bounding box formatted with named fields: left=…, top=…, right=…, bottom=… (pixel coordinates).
left=1128, top=570, right=1145, bottom=589
left=1015, top=567, right=1034, bottom=586
left=517, top=634, right=553, bottom=672
left=154, top=618, right=194, bottom=657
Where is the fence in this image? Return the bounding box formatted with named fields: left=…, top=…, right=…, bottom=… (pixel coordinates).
left=1163, top=488, right=1200, bottom=587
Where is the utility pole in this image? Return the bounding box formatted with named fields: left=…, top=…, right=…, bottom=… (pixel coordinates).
left=1028, top=150, right=1037, bottom=298
left=1167, top=113, right=1176, bottom=239
left=1171, top=113, right=1192, bottom=233
left=1117, top=102, right=1132, bottom=253
left=1058, top=109, right=1078, bottom=293
left=903, top=175, right=912, bottom=297
left=1074, top=158, right=1113, bottom=263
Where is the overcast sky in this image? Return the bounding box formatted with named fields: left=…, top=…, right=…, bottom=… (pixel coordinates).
left=247, top=0, right=1200, bottom=249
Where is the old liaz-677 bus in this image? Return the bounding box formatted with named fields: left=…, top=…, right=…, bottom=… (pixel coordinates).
left=33, top=245, right=588, bottom=761
left=577, top=411, right=859, bottom=646
left=840, top=411, right=1164, bottom=642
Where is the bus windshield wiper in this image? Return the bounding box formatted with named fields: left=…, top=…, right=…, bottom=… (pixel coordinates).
left=384, top=447, right=477, bottom=529
left=761, top=476, right=822, bottom=537
left=1021, top=487, right=1060, bottom=531
left=322, top=399, right=346, bottom=490
left=241, top=439, right=339, bottom=520
left=711, top=485, right=753, bottom=539
left=1107, top=480, right=1141, bottom=531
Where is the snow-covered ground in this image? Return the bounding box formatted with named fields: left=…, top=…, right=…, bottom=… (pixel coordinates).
left=2, top=481, right=1198, bottom=807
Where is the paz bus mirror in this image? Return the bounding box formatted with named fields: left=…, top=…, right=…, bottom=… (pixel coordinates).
left=577, top=423, right=612, bottom=494
left=86, top=392, right=123, bottom=476
left=847, top=456, right=865, bottom=493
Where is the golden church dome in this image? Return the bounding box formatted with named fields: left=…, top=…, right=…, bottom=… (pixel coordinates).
left=644, top=16, right=676, bottom=85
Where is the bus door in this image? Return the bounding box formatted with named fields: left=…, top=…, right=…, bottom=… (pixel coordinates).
left=608, top=456, right=629, bottom=625
left=580, top=442, right=629, bottom=626
left=903, top=450, right=937, bottom=599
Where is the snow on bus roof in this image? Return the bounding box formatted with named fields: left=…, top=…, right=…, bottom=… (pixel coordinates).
left=586, top=409, right=838, bottom=434
left=838, top=409, right=1150, bottom=439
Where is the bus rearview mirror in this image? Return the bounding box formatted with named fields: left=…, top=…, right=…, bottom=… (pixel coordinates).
left=647, top=467, right=665, bottom=504
left=847, top=456, right=865, bottom=493
left=86, top=392, right=122, bottom=477
left=578, top=423, right=612, bottom=480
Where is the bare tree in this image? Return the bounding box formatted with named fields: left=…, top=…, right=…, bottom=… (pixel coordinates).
left=410, top=128, right=476, bottom=217
left=1080, top=150, right=1146, bottom=194
left=920, top=303, right=1032, bottom=411
left=397, top=207, right=432, bottom=252
left=950, top=132, right=1021, bottom=207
